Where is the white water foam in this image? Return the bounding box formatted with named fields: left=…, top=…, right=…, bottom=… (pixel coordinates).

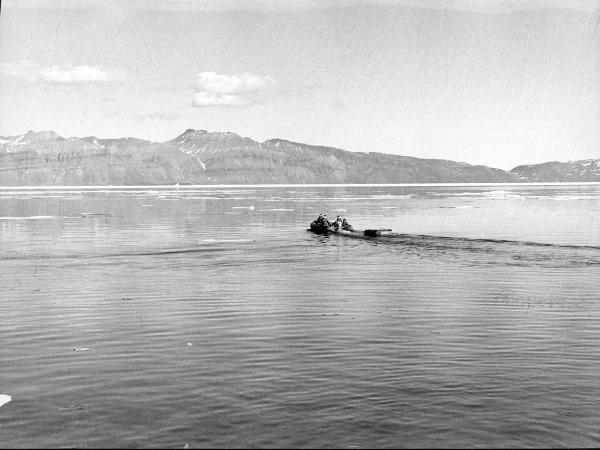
left=201, top=239, right=255, bottom=243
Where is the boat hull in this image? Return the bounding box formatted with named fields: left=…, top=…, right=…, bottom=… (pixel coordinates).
left=334, top=228, right=393, bottom=238
left=309, top=222, right=392, bottom=238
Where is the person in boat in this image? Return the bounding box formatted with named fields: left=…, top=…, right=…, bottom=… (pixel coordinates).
left=341, top=218, right=354, bottom=231
left=332, top=216, right=343, bottom=230
left=314, top=213, right=332, bottom=229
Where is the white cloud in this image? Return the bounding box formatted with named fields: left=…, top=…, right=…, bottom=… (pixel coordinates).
left=1, top=61, right=111, bottom=84
left=196, top=71, right=275, bottom=95
left=38, top=65, right=110, bottom=83
left=192, top=71, right=275, bottom=107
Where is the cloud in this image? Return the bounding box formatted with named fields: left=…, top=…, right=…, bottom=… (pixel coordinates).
left=39, top=65, right=110, bottom=83
left=196, top=72, right=275, bottom=95
left=1, top=61, right=111, bottom=84
left=192, top=71, right=275, bottom=107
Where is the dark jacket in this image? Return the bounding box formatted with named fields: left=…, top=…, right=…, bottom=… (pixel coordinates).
left=341, top=220, right=354, bottom=231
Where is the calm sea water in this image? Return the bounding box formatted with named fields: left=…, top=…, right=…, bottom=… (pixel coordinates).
left=1, top=184, right=599, bottom=448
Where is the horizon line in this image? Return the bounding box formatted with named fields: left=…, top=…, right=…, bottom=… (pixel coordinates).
left=1, top=182, right=600, bottom=190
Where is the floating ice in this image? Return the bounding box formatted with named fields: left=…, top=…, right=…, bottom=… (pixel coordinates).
left=261, top=208, right=295, bottom=211
left=0, top=215, right=56, bottom=220
left=0, top=395, right=11, bottom=408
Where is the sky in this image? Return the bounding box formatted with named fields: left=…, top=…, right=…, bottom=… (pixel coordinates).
left=0, top=0, right=598, bottom=169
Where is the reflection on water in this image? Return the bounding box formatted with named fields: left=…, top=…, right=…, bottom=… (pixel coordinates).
left=1, top=184, right=600, bottom=448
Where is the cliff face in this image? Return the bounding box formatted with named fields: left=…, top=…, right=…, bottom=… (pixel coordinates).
left=0, top=131, right=208, bottom=185
left=510, top=159, right=600, bottom=182
left=1, top=128, right=593, bottom=185
left=168, top=129, right=517, bottom=184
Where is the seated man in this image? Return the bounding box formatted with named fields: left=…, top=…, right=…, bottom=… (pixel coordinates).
left=313, top=214, right=332, bottom=229
left=332, top=216, right=343, bottom=230
left=341, top=218, right=354, bottom=231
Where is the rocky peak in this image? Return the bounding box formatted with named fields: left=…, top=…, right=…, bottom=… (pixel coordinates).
left=170, top=129, right=207, bottom=145
left=183, top=128, right=208, bottom=136
left=170, top=129, right=259, bottom=150
left=26, top=130, right=62, bottom=141
left=0, top=130, right=64, bottom=151
left=263, top=138, right=295, bottom=147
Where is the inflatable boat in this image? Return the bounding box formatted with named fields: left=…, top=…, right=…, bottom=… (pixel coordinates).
left=309, top=221, right=392, bottom=238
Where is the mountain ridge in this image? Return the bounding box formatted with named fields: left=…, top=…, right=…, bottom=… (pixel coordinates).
left=0, top=129, right=597, bottom=185
left=510, top=159, right=600, bottom=182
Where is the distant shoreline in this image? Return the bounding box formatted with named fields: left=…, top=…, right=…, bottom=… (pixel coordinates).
left=1, top=182, right=600, bottom=190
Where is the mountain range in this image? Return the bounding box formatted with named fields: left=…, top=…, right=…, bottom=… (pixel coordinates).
left=0, top=129, right=598, bottom=185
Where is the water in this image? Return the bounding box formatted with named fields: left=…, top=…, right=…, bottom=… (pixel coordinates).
left=1, top=184, right=599, bottom=448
